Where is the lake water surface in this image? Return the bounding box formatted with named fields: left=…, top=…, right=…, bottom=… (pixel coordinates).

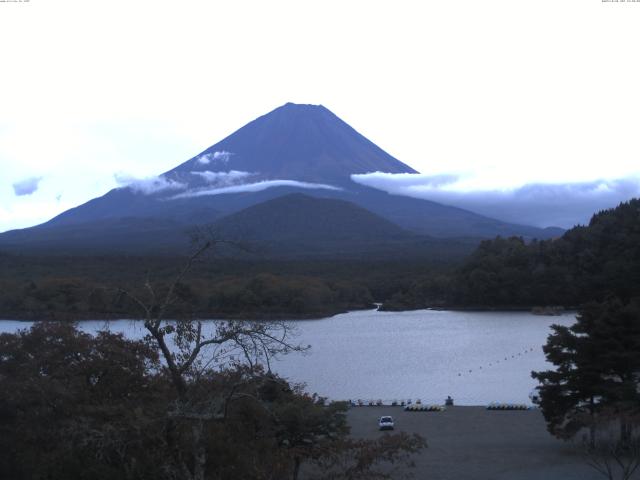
left=0, top=309, right=576, bottom=405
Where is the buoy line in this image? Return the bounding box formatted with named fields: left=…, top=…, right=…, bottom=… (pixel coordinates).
left=456, top=346, right=538, bottom=378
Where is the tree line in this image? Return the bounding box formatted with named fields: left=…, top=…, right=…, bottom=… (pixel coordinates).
left=384, top=199, right=640, bottom=310
left=0, top=253, right=452, bottom=320
left=3, top=199, right=639, bottom=317
left=0, top=273, right=374, bottom=321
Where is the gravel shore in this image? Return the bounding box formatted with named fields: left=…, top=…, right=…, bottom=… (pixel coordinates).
left=346, top=406, right=614, bottom=480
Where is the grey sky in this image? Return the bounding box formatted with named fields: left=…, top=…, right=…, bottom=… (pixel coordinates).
left=1, top=1, right=639, bottom=232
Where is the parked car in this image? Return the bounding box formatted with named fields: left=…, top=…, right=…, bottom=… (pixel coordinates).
left=378, top=416, right=394, bottom=430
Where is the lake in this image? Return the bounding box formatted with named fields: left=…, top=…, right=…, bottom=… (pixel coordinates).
left=0, top=309, right=576, bottom=405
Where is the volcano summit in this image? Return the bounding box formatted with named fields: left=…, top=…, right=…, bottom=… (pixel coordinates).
left=171, top=102, right=417, bottom=187
left=0, top=103, right=561, bottom=255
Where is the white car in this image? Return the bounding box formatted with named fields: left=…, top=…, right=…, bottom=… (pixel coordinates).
left=378, top=416, right=395, bottom=431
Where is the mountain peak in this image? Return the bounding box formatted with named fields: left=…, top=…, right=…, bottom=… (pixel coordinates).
left=281, top=101, right=325, bottom=109
left=263, top=101, right=332, bottom=122
left=0, top=102, right=563, bottom=251
left=171, top=103, right=417, bottom=186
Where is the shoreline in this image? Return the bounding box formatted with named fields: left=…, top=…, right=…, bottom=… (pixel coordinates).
left=0, top=307, right=360, bottom=323
left=0, top=305, right=579, bottom=323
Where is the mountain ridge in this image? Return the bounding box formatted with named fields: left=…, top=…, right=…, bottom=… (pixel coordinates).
left=0, top=102, right=563, bottom=254
left=167, top=102, right=418, bottom=186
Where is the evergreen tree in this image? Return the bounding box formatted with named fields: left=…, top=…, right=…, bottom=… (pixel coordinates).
left=532, top=297, right=640, bottom=446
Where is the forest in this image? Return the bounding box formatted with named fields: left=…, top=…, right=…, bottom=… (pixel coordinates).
left=1, top=199, right=638, bottom=320
left=0, top=254, right=452, bottom=320
left=383, top=199, right=640, bottom=311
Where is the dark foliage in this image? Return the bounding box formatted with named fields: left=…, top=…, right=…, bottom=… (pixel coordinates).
left=384, top=198, right=640, bottom=309
left=532, top=297, right=640, bottom=445
left=0, top=254, right=460, bottom=320
left=0, top=322, right=165, bottom=479
left=0, top=323, right=425, bottom=480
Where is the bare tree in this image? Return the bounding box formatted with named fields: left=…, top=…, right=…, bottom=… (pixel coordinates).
left=583, top=412, right=640, bottom=480
left=119, top=239, right=307, bottom=480
left=584, top=438, right=640, bottom=480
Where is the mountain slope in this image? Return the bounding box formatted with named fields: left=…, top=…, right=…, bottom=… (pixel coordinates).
left=210, top=193, right=476, bottom=259
left=213, top=193, right=409, bottom=242
left=0, top=217, right=190, bottom=254
left=169, top=102, right=417, bottom=186
left=0, top=102, right=563, bottom=254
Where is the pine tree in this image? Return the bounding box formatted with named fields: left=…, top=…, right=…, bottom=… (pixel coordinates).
left=532, top=297, right=640, bottom=446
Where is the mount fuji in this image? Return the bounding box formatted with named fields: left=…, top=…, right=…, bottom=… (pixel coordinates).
left=0, top=103, right=562, bottom=255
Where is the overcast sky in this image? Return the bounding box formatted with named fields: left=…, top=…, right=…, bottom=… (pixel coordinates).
left=1, top=0, right=640, bottom=232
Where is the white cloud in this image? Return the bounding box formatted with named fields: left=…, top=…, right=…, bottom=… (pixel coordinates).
left=351, top=172, right=640, bottom=228
left=114, top=173, right=187, bottom=195
left=196, top=151, right=232, bottom=165
left=12, top=177, right=43, bottom=196
left=351, top=172, right=460, bottom=189
left=171, top=180, right=341, bottom=199
left=190, top=170, right=252, bottom=184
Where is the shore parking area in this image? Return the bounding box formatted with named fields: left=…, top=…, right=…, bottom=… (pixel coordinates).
left=346, top=406, right=612, bottom=480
